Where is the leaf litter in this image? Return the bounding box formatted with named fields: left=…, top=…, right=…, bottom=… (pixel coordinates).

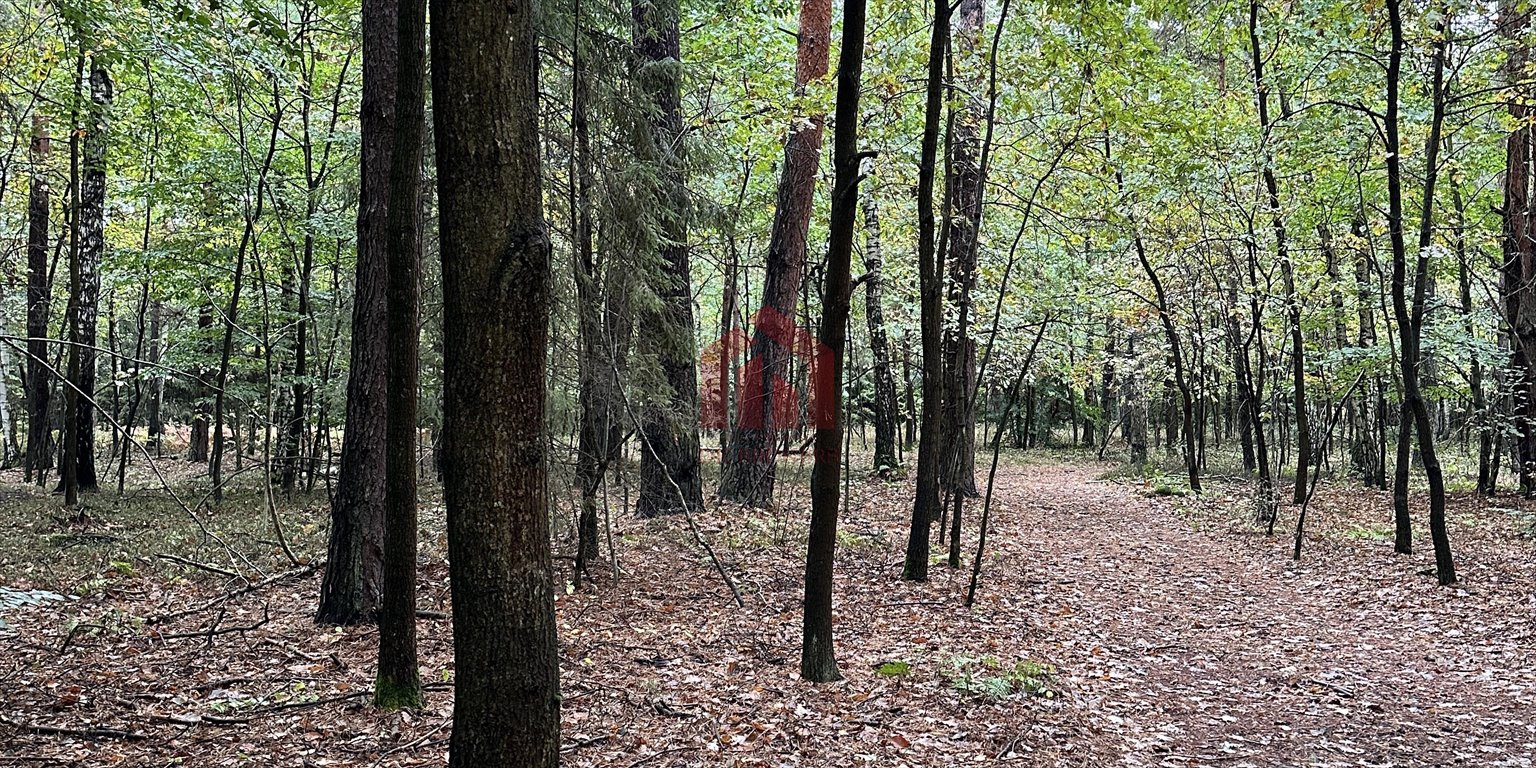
left=0, top=456, right=1531, bottom=766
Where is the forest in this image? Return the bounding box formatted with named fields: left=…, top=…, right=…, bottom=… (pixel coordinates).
left=1, top=0, right=1534, bottom=764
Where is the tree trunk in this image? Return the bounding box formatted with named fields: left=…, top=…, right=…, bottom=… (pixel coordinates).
left=374, top=0, right=426, bottom=709
left=1248, top=0, right=1307, bottom=505
left=432, top=0, right=561, bottom=758
left=860, top=192, right=900, bottom=475
left=1501, top=0, right=1536, bottom=495
left=25, top=115, right=51, bottom=482
left=317, top=0, right=396, bottom=625
left=940, top=0, right=985, bottom=504
left=719, top=0, right=831, bottom=506
left=1386, top=0, right=1455, bottom=584
left=633, top=0, right=704, bottom=518
left=70, top=63, right=112, bottom=494
left=903, top=0, right=950, bottom=583
left=802, top=0, right=865, bottom=682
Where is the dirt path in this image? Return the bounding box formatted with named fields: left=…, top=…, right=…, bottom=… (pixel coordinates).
left=988, top=462, right=1536, bottom=767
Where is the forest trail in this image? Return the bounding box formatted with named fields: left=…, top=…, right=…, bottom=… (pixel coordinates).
left=986, top=461, right=1536, bottom=767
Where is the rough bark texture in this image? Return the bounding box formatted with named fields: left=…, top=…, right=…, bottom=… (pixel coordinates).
left=940, top=0, right=983, bottom=502
left=902, top=0, right=950, bottom=583
left=802, top=0, right=865, bottom=683
left=718, top=0, right=831, bottom=506
left=25, top=115, right=51, bottom=482
left=317, top=0, right=393, bottom=625
left=433, top=0, right=561, bottom=762
left=1502, top=0, right=1536, bottom=496
left=72, top=64, right=111, bottom=493
left=374, top=0, right=426, bottom=710
left=633, top=0, right=704, bottom=517
left=860, top=193, right=900, bottom=474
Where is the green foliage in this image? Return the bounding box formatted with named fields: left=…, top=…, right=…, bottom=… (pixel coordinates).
left=945, top=654, right=1054, bottom=700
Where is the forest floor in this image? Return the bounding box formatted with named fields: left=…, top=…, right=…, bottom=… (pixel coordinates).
left=1, top=452, right=1534, bottom=766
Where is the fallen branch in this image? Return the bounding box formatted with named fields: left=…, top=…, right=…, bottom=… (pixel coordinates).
left=155, top=604, right=270, bottom=642
left=155, top=554, right=242, bottom=580
left=0, top=714, right=147, bottom=741
left=147, top=563, right=317, bottom=626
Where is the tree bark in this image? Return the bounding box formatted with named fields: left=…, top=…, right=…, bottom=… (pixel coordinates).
left=70, top=63, right=111, bottom=493
left=374, top=0, right=426, bottom=710
left=860, top=192, right=900, bottom=475
left=719, top=0, right=831, bottom=506
left=1501, top=0, right=1536, bottom=495
left=1386, top=0, right=1455, bottom=584
left=902, top=0, right=950, bottom=583
left=25, top=115, right=51, bottom=482
left=633, top=0, right=704, bottom=517
left=1248, top=0, right=1308, bottom=505
left=433, top=0, right=561, bottom=759
left=318, top=0, right=396, bottom=625
left=802, top=0, right=865, bottom=682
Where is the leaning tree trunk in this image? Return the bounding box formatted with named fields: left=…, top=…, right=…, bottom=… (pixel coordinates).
left=860, top=192, right=900, bottom=475
left=25, top=115, right=51, bottom=483
left=633, top=0, right=704, bottom=517
left=317, top=0, right=397, bottom=625
left=718, top=0, right=831, bottom=506
left=432, top=0, right=561, bottom=759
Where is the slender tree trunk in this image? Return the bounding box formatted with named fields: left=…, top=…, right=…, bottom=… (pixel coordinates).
left=25, top=115, right=51, bottom=482
left=189, top=305, right=212, bottom=464
left=1248, top=0, right=1307, bottom=504
left=633, top=0, right=704, bottom=517
left=940, top=0, right=985, bottom=507
left=719, top=0, right=831, bottom=506
left=902, top=0, right=950, bottom=583
left=433, top=0, right=561, bottom=758
left=802, top=0, right=865, bottom=682
left=1386, top=0, right=1455, bottom=584
left=211, top=90, right=280, bottom=503
left=860, top=192, right=900, bottom=474
left=317, top=0, right=395, bottom=625
left=374, top=0, right=426, bottom=709
left=70, top=63, right=112, bottom=493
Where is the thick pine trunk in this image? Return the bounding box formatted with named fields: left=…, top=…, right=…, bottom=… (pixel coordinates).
left=1501, top=0, right=1536, bottom=495
left=719, top=0, right=831, bottom=506
left=432, top=0, right=561, bottom=758
left=633, top=0, right=704, bottom=518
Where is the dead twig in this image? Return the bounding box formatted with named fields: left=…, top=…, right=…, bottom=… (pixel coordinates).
left=146, top=562, right=317, bottom=626
left=0, top=714, right=147, bottom=741
left=155, top=554, right=243, bottom=580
